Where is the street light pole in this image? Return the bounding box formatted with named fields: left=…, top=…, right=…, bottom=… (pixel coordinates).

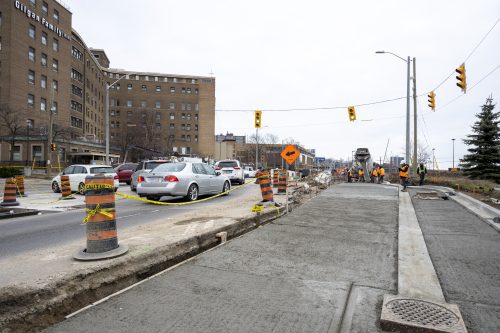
left=255, top=128, right=258, bottom=169
left=105, top=75, right=126, bottom=165
left=452, top=139, right=456, bottom=168
left=432, top=148, right=435, bottom=170
left=376, top=51, right=411, bottom=169
left=412, top=57, right=417, bottom=172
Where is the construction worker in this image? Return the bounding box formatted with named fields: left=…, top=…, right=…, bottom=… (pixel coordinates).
left=358, top=168, right=365, bottom=182
left=372, top=166, right=379, bottom=183
left=417, top=162, right=427, bottom=186
left=399, top=161, right=410, bottom=191
left=378, top=165, right=385, bottom=184
left=347, top=168, right=353, bottom=183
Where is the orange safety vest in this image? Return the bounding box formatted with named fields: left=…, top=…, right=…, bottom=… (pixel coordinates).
left=399, top=165, right=409, bottom=178
left=379, top=168, right=385, bottom=176
left=358, top=169, right=364, bottom=176
left=373, top=169, right=379, bottom=177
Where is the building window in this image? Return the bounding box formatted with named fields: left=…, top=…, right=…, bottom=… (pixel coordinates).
left=28, top=94, right=34, bottom=108
left=140, top=100, right=147, bottom=108
left=170, top=87, right=175, bottom=93
left=186, top=124, right=191, bottom=131
left=29, top=0, right=36, bottom=6
left=52, top=58, right=58, bottom=72
left=28, top=70, right=35, bottom=84
left=13, top=145, right=21, bottom=161
left=116, top=83, right=120, bottom=90
left=71, top=69, right=83, bottom=82
left=170, top=113, right=174, bottom=120
left=52, top=38, right=59, bottom=52
left=187, top=103, right=192, bottom=111
left=28, top=47, right=35, bottom=62
left=71, top=117, right=83, bottom=129
left=41, top=75, right=47, bottom=88
left=52, top=80, right=58, bottom=92
left=186, top=135, right=191, bottom=142
left=71, top=85, right=83, bottom=97
left=187, top=87, right=191, bottom=94
left=195, top=135, right=198, bottom=142
left=127, top=111, right=132, bottom=117
left=28, top=24, right=36, bottom=39
left=195, top=88, right=199, bottom=95
left=181, top=103, right=186, bottom=111
left=41, top=31, right=47, bottom=45
left=127, top=100, right=132, bottom=107
left=40, top=98, right=46, bottom=111
left=169, top=123, right=174, bottom=129
left=155, top=86, right=161, bottom=92
left=141, top=84, right=147, bottom=91
left=53, top=9, right=59, bottom=22
left=33, top=145, right=43, bottom=160
left=187, top=114, right=191, bottom=120
left=155, top=123, right=161, bottom=130
left=169, top=102, right=175, bottom=110
left=195, top=114, right=199, bottom=121
left=195, top=125, right=198, bottom=131
left=181, top=124, right=186, bottom=131
left=71, top=46, right=83, bottom=60
left=181, top=135, right=185, bottom=141
left=127, top=83, right=132, bottom=91
left=181, top=113, right=186, bottom=120
left=42, top=2, right=48, bottom=14
left=155, top=112, right=161, bottom=120
left=71, top=100, right=83, bottom=112
left=41, top=53, right=47, bottom=67
left=181, top=88, right=186, bottom=94
left=155, top=101, right=160, bottom=109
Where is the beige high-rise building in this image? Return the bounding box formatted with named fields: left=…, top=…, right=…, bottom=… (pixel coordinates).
left=0, top=0, right=215, bottom=165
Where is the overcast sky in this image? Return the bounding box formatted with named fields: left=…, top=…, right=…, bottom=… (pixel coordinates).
left=65, top=0, right=500, bottom=168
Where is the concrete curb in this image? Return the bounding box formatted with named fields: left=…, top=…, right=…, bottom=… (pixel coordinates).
left=0, top=205, right=286, bottom=332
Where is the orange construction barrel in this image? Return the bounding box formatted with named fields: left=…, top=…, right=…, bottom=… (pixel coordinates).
left=277, top=170, right=287, bottom=194
left=60, top=175, right=75, bottom=200
left=1, top=177, right=20, bottom=207
left=258, top=171, right=274, bottom=202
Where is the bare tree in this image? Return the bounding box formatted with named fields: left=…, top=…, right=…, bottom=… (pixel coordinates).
left=0, top=105, right=25, bottom=161
left=400, top=140, right=431, bottom=165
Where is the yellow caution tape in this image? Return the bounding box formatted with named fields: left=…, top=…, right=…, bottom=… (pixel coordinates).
left=84, top=183, right=114, bottom=191
left=115, top=180, right=254, bottom=206
left=82, top=204, right=114, bottom=224
left=251, top=205, right=264, bottom=213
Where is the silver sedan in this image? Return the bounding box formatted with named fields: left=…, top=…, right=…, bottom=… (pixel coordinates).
left=136, top=162, right=231, bottom=202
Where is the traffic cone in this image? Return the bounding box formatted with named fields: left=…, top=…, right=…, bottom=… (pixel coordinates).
left=258, top=171, right=274, bottom=202
left=277, top=170, right=287, bottom=194
left=61, top=175, right=75, bottom=200
left=1, top=177, right=20, bottom=207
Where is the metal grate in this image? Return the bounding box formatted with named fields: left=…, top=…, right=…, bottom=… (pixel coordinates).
left=386, top=298, right=459, bottom=328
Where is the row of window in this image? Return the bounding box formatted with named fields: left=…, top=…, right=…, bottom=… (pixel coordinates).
left=116, top=84, right=198, bottom=95
left=27, top=0, right=59, bottom=22
left=27, top=69, right=58, bottom=90
left=28, top=24, right=59, bottom=51
left=110, top=121, right=198, bottom=131
left=110, top=99, right=199, bottom=110
left=28, top=47, right=59, bottom=71
left=109, top=132, right=199, bottom=143
left=110, top=110, right=199, bottom=121
left=71, top=116, right=83, bottom=129
left=106, top=72, right=199, bottom=85
left=27, top=94, right=57, bottom=112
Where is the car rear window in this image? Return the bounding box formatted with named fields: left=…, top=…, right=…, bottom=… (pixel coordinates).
left=145, top=161, right=168, bottom=169
left=90, top=167, right=115, bottom=174
left=218, top=161, right=238, bottom=168
left=153, top=163, right=186, bottom=173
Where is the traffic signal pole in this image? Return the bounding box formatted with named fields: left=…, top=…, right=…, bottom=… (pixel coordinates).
left=412, top=57, right=418, bottom=173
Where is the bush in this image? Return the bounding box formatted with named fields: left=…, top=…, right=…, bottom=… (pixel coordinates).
left=0, top=167, right=23, bottom=178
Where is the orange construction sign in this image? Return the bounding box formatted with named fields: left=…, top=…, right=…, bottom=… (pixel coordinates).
left=280, top=144, right=300, bottom=165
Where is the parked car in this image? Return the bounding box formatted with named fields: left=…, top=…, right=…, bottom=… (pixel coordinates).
left=130, top=160, right=171, bottom=191
left=51, top=164, right=119, bottom=193
left=214, top=160, right=245, bottom=184
left=114, top=163, right=138, bottom=185
left=243, top=166, right=256, bottom=178
left=137, top=162, right=231, bottom=202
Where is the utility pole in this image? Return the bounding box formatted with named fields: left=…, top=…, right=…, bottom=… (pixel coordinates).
left=406, top=56, right=411, bottom=169
left=47, top=83, right=55, bottom=178
left=255, top=128, right=258, bottom=170
left=412, top=57, right=418, bottom=172
left=432, top=148, right=435, bottom=170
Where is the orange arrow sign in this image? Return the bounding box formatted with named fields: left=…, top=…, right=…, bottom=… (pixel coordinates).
left=281, top=144, right=300, bottom=165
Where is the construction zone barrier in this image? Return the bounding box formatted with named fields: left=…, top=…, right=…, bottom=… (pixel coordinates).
left=60, top=175, right=75, bottom=200
left=272, top=170, right=279, bottom=188
left=277, top=170, right=287, bottom=194
left=15, top=175, right=26, bottom=197
left=258, top=171, right=274, bottom=202
left=1, top=177, right=20, bottom=207
left=74, top=175, right=128, bottom=261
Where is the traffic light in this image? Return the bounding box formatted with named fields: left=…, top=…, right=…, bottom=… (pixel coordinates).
left=455, top=63, right=467, bottom=93
left=254, top=110, right=262, bottom=128
left=427, top=91, right=436, bottom=111
left=50, top=143, right=56, bottom=151
left=347, top=106, right=356, bottom=121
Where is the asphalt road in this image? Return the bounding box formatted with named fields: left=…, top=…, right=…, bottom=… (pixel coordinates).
left=0, top=181, right=254, bottom=258
left=44, top=183, right=400, bottom=333
left=410, top=188, right=500, bottom=333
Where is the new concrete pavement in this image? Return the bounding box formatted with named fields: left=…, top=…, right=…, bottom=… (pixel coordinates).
left=45, top=183, right=400, bottom=332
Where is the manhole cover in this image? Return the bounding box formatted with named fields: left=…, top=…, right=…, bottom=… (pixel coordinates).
left=386, top=298, right=459, bottom=328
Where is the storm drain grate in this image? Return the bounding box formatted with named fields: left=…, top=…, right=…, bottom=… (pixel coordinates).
left=386, top=298, right=459, bottom=328
left=380, top=295, right=467, bottom=333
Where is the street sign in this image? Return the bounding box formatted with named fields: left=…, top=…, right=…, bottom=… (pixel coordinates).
left=281, top=144, right=300, bottom=165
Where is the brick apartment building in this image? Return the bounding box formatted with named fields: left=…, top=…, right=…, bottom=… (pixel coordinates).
left=0, top=0, right=215, bottom=167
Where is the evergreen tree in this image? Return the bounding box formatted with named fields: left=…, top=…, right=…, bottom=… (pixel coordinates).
left=460, top=96, right=500, bottom=182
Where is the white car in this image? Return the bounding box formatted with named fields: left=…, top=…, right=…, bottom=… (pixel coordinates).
left=243, top=166, right=256, bottom=178
left=51, top=164, right=119, bottom=193
left=214, top=160, right=245, bottom=184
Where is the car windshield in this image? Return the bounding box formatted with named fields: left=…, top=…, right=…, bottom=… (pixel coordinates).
left=90, top=167, right=115, bottom=174
left=218, top=161, right=238, bottom=168
left=153, top=163, right=186, bottom=173
left=145, top=161, right=168, bottom=169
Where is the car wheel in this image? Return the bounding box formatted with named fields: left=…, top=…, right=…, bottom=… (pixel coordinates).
left=130, top=183, right=136, bottom=192
left=222, top=181, right=230, bottom=195
left=239, top=176, right=245, bottom=185
left=52, top=181, right=60, bottom=193
left=78, top=182, right=85, bottom=194
left=185, top=184, right=199, bottom=201
left=126, top=180, right=131, bottom=185
left=146, top=195, right=160, bottom=201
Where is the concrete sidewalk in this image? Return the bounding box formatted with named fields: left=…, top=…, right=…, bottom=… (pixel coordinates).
left=45, top=183, right=400, bottom=332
